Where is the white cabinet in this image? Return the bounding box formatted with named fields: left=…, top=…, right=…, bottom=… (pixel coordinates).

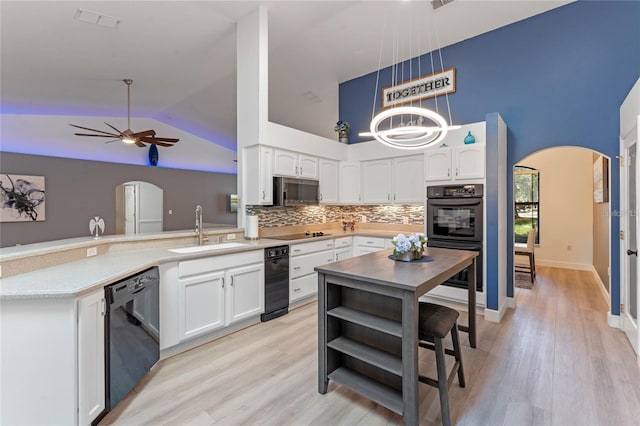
left=339, top=161, right=361, bottom=204
left=352, top=236, right=389, bottom=257
left=361, top=159, right=393, bottom=204
left=244, top=145, right=273, bottom=205
left=290, top=239, right=334, bottom=303
left=392, top=156, right=424, bottom=203
left=424, top=145, right=485, bottom=182
left=177, top=270, right=225, bottom=342
left=161, top=250, right=264, bottom=348
left=319, top=158, right=339, bottom=204
left=225, top=263, right=264, bottom=324
left=274, top=149, right=318, bottom=179
left=77, top=290, right=105, bottom=426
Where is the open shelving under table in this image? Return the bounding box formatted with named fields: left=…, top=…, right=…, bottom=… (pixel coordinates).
left=316, top=247, right=478, bottom=426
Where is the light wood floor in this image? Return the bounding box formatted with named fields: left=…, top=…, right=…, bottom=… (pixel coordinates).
left=101, top=266, right=640, bottom=426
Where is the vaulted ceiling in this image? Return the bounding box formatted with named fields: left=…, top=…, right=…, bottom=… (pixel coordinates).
left=0, top=1, right=572, bottom=152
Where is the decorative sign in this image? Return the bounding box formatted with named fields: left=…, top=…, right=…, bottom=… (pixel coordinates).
left=0, top=174, right=46, bottom=222
left=381, top=67, right=456, bottom=108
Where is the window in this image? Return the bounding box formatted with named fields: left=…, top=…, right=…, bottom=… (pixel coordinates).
left=514, top=166, right=539, bottom=244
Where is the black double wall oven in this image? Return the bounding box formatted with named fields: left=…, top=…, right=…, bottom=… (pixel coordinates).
left=426, top=184, right=484, bottom=292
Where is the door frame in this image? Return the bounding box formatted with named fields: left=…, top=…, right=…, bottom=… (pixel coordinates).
left=619, top=116, right=640, bottom=358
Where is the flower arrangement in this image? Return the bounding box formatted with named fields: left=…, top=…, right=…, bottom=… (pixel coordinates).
left=392, top=233, right=426, bottom=261
left=334, top=120, right=350, bottom=134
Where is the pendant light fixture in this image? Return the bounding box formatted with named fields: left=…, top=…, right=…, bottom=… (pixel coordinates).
left=358, top=0, right=459, bottom=150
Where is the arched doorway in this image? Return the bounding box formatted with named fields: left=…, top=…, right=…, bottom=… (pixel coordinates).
left=511, top=147, right=612, bottom=308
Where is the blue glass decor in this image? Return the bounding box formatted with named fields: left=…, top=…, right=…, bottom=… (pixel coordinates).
left=464, top=131, right=475, bottom=144
left=148, top=144, right=159, bottom=166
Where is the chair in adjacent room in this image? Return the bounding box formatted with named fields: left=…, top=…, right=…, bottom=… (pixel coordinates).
left=418, top=302, right=465, bottom=426
left=515, top=226, right=536, bottom=283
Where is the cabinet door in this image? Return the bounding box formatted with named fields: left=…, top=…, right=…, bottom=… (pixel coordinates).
left=178, top=271, right=225, bottom=342
left=290, top=249, right=334, bottom=279
left=352, top=246, right=384, bottom=257
left=298, top=154, right=318, bottom=179
left=274, top=149, right=298, bottom=177
left=78, top=290, right=105, bottom=426
left=290, top=273, right=318, bottom=302
left=226, top=263, right=264, bottom=325
left=339, top=161, right=361, bottom=204
left=319, top=159, right=339, bottom=204
left=243, top=145, right=273, bottom=205
left=392, top=155, right=424, bottom=203
left=361, top=159, right=392, bottom=204
left=455, top=144, right=485, bottom=180
left=335, top=247, right=353, bottom=262
left=424, top=148, right=452, bottom=182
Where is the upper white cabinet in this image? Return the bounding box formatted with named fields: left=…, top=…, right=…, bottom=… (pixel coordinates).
left=274, top=149, right=318, bottom=179
left=77, top=290, right=106, bottom=426
left=319, top=158, right=339, bottom=204
left=361, top=159, right=393, bottom=204
left=424, top=144, right=485, bottom=182
left=338, top=161, right=361, bottom=204
left=391, top=155, right=424, bottom=204
left=244, top=145, right=273, bottom=205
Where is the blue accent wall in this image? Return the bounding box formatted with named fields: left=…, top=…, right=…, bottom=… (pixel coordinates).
left=485, top=113, right=500, bottom=310
left=339, top=1, right=640, bottom=315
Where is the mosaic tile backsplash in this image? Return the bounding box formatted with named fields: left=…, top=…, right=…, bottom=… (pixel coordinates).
left=246, top=205, right=424, bottom=228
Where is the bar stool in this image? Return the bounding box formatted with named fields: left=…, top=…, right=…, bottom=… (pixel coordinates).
left=418, top=302, right=466, bottom=426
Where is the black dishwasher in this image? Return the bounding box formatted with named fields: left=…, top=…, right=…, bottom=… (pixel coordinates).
left=262, top=245, right=289, bottom=321
left=102, top=266, right=160, bottom=420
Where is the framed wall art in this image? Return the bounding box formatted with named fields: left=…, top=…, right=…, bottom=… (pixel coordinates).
left=0, top=173, right=46, bottom=222
left=592, top=156, right=609, bottom=203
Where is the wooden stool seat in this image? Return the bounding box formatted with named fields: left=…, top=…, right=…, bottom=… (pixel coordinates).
left=418, top=302, right=466, bottom=426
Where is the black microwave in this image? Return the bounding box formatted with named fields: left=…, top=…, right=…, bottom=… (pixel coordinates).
left=273, top=176, right=319, bottom=206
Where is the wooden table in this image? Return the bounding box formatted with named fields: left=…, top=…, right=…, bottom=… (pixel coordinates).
left=315, top=247, right=478, bottom=426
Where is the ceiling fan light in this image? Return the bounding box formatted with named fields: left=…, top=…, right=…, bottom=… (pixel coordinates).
left=121, top=137, right=136, bottom=144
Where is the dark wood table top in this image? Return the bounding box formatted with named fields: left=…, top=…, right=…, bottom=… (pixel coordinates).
left=315, top=247, right=478, bottom=294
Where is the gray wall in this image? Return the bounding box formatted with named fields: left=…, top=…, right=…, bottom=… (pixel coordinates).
left=0, top=152, right=237, bottom=247
left=592, top=153, right=610, bottom=291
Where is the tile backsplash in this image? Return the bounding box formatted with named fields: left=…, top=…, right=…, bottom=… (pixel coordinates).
left=246, top=205, right=424, bottom=228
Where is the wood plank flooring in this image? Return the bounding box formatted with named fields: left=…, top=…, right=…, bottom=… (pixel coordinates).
left=101, top=266, right=640, bottom=425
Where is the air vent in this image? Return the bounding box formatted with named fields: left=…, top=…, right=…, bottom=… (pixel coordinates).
left=431, top=0, right=455, bottom=10
left=74, top=8, right=121, bottom=28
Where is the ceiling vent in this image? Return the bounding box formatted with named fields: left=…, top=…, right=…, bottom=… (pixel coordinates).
left=74, top=9, right=121, bottom=28
left=431, top=0, right=455, bottom=10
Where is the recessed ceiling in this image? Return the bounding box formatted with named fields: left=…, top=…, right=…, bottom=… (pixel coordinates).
left=0, top=1, right=573, bottom=152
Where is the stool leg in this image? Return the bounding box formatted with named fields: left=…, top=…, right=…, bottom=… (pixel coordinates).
left=451, top=322, right=465, bottom=388
left=435, top=336, right=452, bottom=426
left=529, top=253, right=534, bottom=283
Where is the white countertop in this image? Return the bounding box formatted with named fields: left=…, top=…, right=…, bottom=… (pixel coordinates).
left=0, top=229, right=407, bottom=301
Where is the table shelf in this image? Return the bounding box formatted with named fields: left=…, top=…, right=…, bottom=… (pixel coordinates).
left=328, top=367, right=403, bottom=416
left=328, top=306, right=402, bottom=338
left=327, top=336, right=402, bottom=376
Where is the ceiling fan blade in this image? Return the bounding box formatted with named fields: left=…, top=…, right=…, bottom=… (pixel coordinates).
left=142, top=136, right=179, bottom=143
left=135, top=140, right=146, bottom=148
left=130, top=129, right=156, bottom=139
left=139, top=138, right=174, bottom=147
left=105, top=139, right=122, bottom=144
left=74, top=132, right=120, bottom=138
left=103, top=122, right=124, bottom=135
left=69, top=124, right=117, bottom=136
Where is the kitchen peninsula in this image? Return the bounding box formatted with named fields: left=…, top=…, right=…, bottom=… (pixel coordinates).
left=316, top=247, right=478, bottom=426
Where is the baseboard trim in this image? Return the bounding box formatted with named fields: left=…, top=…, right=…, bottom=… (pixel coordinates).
left=590, top=265, right=611, bottom=307
left=608, top=312, right=621, bottom=329
left=536, top=259, right=592, bottom=271
left=507, top=297, right=516, bottom=309
left=485, top=300, right=508, bottom=323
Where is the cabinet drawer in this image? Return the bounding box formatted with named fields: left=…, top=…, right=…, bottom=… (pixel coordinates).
left=290, top=239, right=334, bottom=256
left=290, top=249, right=334, bottom=279
left=290, top=273, right=317, bottom=302
left=353, top=236, right=385, bottom=249
left=334, top=236, right=353, bottom=248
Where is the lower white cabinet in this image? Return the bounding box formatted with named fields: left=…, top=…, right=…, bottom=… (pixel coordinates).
left=78, top=290, right=106, bottom=426
left=352, top=236, right=389, bottom=257
left=161, top=250, right=264, bottom=349
left=289, top=240, right=334, bottom=303
left=334, top=236, right=353, bottom=261
left=335, top=247, right=352, bottom=261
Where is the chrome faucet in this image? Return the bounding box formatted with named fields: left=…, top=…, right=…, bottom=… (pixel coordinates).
left=194, top=205, right=208, bottom=245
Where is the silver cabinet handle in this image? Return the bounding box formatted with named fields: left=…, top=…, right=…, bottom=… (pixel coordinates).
left=366, top=241, right=374, bottom=244
left=394, top=194, right=396, bottom=200
left=320, top=193, right=323, bottom=201
left=230, top=276, right=234, bottom=286
left=222, top=277, right=225, bottom=288
left=456, top=168, right=459, bottom=176
left=101, top=298, right=105, bottom=316
left=327, top=258, right=333, bottom=262
left=293, top=249, right=301, bottom=253
left=262, top=190, right=265, bottom=200
left=293, top=288, right=301, bottom=292
left=387, top=193, right=390, bottom=200
left=447, top=168, right=450, bottom=177
left=293, top=266, right=301, bottom=270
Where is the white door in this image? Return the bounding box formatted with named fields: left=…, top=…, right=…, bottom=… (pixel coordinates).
left=319, top=159, right=339, bottom=204
left=298, top=154, right=318, bottom=179
left=622, top=127, right=639, bottom=355
left=273, top=149, right=298, bottom=177
left=361, top=159, right=392, bottom=204
left=455, top=144, right=486, bottom=180
left=225, top=263, right=264, bottom=325
left=424, top=148, right=452, bottom=182
left=338, top=162, right=361, bottom=204
left=393, top=155, right=424, bottom=203
left=124, top=184, right=137, bottom=235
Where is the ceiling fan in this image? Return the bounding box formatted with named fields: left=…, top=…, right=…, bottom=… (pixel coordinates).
left=70, top=79, right=179, bottom=148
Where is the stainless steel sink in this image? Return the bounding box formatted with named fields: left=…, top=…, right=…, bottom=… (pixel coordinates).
left=168, top=242, right=248, bottom=254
